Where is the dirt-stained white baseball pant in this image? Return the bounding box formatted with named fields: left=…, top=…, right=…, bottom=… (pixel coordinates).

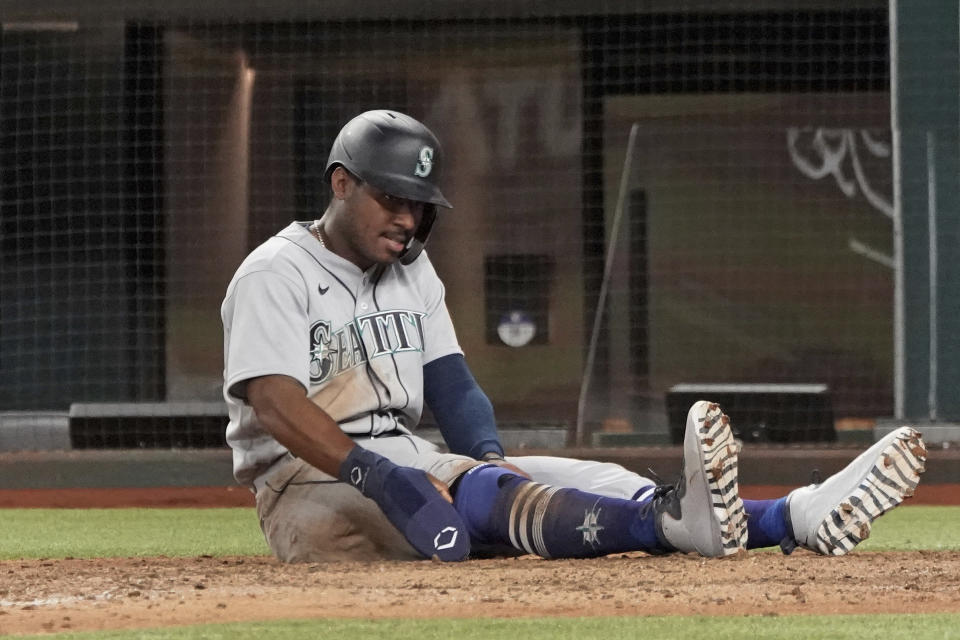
left=255, top=434, right=655, bottom=562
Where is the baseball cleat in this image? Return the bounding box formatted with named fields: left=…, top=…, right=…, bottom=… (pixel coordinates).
left=782, top=426, right=927, bottom=556
left=655, top=401, right=747, bottom=557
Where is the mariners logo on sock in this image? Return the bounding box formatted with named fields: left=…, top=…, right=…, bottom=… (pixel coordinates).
left=576, top=502, right=605, bottom=547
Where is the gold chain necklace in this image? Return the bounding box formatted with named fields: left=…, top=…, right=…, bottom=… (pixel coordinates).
left=310, top=220, right=325, bottom=248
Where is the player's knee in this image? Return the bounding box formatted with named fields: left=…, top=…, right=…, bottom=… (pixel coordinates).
left=453, top=463, right=517, bottom=499
left=453, top=463, right=525, bottom=543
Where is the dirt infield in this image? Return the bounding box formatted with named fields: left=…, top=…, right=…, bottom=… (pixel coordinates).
left=1, top=485, right=959, bottom=635
left=2, top=551, right=960, bottom=635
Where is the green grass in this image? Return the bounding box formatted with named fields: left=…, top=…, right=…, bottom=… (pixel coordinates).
left=0, top=508, right=269, bottom=559
left=0, top=505, right=956, bottom=560
left=857, top=505, right=959, bottom=551
left=10, top=614, right=960, bottom=640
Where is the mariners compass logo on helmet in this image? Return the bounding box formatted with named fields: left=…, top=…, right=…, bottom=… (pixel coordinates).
left=414, top=146, right=434, bottom=178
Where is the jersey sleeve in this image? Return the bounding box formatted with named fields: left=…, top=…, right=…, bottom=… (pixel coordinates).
left=414, top=255, right=463, bottom=365
left=222, top=269, right=310, bottom=401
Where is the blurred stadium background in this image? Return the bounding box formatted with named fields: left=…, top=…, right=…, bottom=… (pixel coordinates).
left=0, top=0, right=958, bottom=475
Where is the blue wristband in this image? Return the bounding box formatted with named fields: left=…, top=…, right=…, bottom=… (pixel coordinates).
left=338, top=445, right=395, bottom=499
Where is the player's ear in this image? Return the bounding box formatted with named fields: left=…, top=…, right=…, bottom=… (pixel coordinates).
left=329, top=166, right=356, bottom=200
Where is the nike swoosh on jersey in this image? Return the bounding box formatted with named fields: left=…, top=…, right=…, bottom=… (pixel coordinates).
left=318, top=284, right=330, bottom=295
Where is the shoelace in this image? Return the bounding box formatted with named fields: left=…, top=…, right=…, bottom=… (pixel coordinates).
left=637, top=468, right=680, bottom=519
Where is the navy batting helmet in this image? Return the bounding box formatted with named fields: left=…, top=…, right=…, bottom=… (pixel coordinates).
left=324, top=110, right=451, bottom=263
left=324, top=110, right=452, bottom=209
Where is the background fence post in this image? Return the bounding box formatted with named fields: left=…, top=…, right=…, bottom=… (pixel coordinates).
left=891, top=0, right=960, bottom=421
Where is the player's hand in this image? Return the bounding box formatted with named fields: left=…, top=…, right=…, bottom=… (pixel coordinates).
left=338, top=447, right=469, bottom=561
left=426, top=472, right=454, bottom=503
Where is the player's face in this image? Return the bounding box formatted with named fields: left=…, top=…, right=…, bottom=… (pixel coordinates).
left=342, top=180, right=426, bottom=268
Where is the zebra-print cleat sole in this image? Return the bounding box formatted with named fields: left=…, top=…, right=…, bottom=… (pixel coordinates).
left=695, top=402, right=749, bottom=556
left=789, top=426, right=926, bottom=556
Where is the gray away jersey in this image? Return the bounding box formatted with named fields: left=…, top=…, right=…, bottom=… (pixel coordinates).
left=221, top=221, right=462, bottom=487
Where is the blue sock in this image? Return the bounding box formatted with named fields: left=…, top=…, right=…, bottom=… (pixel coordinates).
left=743, top=498, right=789, bottom=549
left=453, top=464, right=669, bottom=558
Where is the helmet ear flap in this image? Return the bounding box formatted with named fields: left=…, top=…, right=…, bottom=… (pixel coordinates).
left=399, top=204, right=437, bottom=265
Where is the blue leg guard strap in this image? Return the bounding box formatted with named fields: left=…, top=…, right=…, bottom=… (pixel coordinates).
left=452, top=464, right=516, bottom=545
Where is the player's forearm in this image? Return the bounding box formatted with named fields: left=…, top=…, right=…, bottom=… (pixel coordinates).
left=246, top=374, right=355, bottom=476
left=423, top=354, right=505, bottom=459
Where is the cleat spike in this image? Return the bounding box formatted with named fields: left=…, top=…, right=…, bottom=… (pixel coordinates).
left=657, top=401, right=746, bottom=558
left=783, top=426, right=926, bottom=557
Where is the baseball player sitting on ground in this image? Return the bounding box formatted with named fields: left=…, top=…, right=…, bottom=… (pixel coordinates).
left=221, top=109, right=927, bottom=563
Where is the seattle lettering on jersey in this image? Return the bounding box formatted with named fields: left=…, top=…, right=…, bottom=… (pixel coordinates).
left=309, top=310, right=426, bottom=384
